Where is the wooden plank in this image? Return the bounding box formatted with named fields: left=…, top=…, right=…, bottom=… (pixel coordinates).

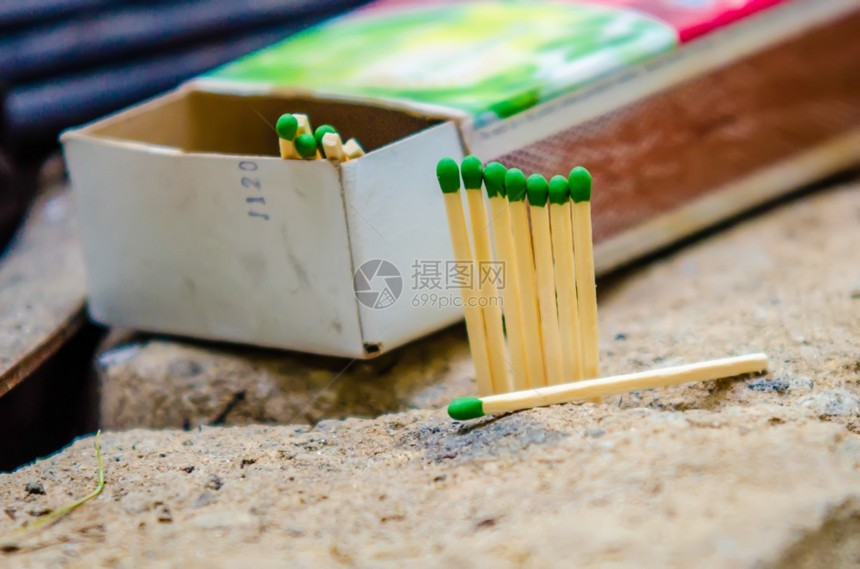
left=0, top=185, right=87, bottom=398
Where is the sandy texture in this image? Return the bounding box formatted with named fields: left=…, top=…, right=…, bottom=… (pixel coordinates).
left=1, top=181, right=859, bottom=567
left=2, top=405, right=860, bottom=569
left=96, top=325, right=472, bottom=429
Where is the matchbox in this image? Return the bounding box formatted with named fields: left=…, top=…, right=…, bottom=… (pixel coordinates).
left=63, top=89, right=467, bottom=358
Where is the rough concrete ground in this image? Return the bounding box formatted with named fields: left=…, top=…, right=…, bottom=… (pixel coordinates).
left=0, top=181, right=858, bottom=568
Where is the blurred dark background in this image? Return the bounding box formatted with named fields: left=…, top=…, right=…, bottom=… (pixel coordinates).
left=0, top=0, right=369, bottom=251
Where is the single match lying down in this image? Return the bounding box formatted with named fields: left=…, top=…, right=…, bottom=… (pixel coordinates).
left=276, top=113, right=364, bottom=163
left=447, top=352, right=769, bottom=420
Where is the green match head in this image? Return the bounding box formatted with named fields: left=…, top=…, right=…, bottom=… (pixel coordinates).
left=314, top=124, right=337, bottom=156
left=275, top=114, right=298, bottom=140
left=569, top=166, right=592, bottom=203
left=447, top=397, right=485, bottom=421
left=549, top=175, right=570, bottom=205
left=460, top=155, right=484, bottom=190
left=295, top=133, right=318, bottom=158
left=483, top=162, right=507, bottom=198
left=526, top=174, right=549, bottom=207
left=505, top=168, right=527, bottom=202
left=436, top=158, right=461, bottom=194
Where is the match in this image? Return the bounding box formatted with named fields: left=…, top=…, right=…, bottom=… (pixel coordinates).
left=447, top=353, right=769, bottom=420
left=294, top=113, right=312, bottom=136
left=548, top=175, right=583, bottom=381
left=462, top=156, right=511, bottom=394
left=526, top=174, right=565, bottom=385
left=483, top=162, right=530, bottom=391
left=344, top=138, right=366, bottom=159
left=436, top=158, right=495, bottom=396
left=295, top=133, right=320, bottom=160
left=570, top=167, right=599, bottom=379
left=314, top=124, right=337, bottom=157
left=505, top=168, right=547, bottom=388
left=321, top=132, right=347, bottom=163
left=275, top=113, right=298, bottom=159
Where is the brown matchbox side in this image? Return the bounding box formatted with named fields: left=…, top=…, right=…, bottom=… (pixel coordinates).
left=498, top=11, right=860, bottom=268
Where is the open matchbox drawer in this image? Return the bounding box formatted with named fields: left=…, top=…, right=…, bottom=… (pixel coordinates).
left=62, top=0, right=860, bottom=358
left=63, top=89, right=468, bottom=358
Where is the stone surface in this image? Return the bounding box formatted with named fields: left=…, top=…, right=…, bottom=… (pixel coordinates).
left=1, top=406, right=860, bottom=568
left=1, top=181, right=859, bottom=567
left=97, top=325, right=473, bottom=428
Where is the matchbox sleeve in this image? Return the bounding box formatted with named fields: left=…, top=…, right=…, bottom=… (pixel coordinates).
left=206, top=0, right=792, bottom=127
left=360, top=0, right=792, bottom=42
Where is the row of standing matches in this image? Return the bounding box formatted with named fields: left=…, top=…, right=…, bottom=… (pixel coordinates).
left=275, top=113, right=365, bottom=163
left=437, top=156, right=771, bottom=422
left=436, top=156, right=599, bottom=397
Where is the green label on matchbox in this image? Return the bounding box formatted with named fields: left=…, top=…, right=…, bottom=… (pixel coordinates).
left=208, top=2, right=676, bottom=127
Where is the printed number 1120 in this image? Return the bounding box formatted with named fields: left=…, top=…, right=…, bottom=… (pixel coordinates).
left=239, top=161, right=268, bottom=221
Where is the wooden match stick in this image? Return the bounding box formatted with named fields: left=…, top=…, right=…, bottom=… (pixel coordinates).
left=314, top=125, right=337, bottom=158
left=548, top=175, right=584, bottom=381
left=505, top=168, right=547, bottom=388
left=275, top=114, right=299, bottom=159
left=344, top=138, right=366, bottom=159
left=570, top=167, right=599, bottom=379
left=437, top=158, right=495, bottom=396
left=462, top=156, right=511, bottom=394
left=295, top=133, right=320, bottom=160
left=484, top=162, right=530, bottom=391
left=447, top=352, right=769, bottom=420
left=526, top=174, right=565, bottom=386
left=321, top=132, right=347, bottom=163
left=294, top=113, right=312, bottom=136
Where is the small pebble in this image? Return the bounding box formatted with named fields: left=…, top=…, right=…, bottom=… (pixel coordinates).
left=747, top=378, right=790, bottom=393
left=475, top=518, right=497, bottom=529
left=25, top=482, right=45, bottom=495
left=206, top=474, right=223, bottom=491
left=156, top=505, right=172, bottom=523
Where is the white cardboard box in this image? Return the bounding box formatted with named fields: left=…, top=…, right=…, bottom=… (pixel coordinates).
left=63, top=89, right=468, bottom=358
